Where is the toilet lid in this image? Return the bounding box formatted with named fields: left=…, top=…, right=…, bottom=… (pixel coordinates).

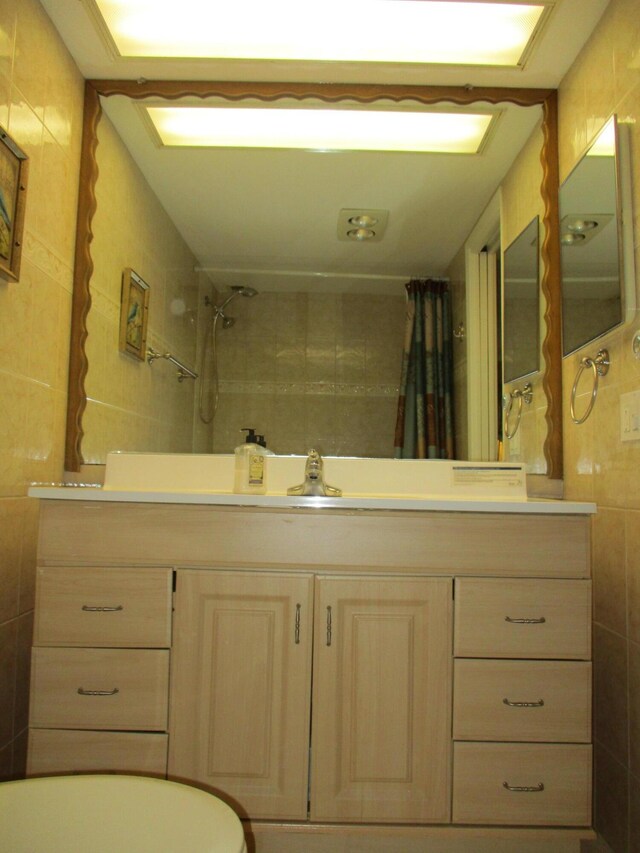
left=0, top=775, right=246, bottom=853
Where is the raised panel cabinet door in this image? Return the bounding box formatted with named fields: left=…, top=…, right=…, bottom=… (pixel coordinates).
left=168, top=570, right=313, bottom=821
left=310, top=575, right=453, bottom=823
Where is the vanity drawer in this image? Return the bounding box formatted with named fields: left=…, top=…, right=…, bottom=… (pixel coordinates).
left=29, top=648, right=170, bottom=731
left=454, top=578, right=591, bottom=659
left=452, top=742, right=592, bottom=826
left=34, top=567, right=172, bottom=648
left=27, top=729, right=168, bottom=777
left=453, top=659, right=592, bottom=742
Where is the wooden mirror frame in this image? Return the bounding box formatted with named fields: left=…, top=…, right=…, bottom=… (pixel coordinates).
left=66, top=80, right=562, bottom=478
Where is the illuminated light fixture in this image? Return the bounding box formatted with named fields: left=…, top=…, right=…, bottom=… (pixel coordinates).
left=146, top=107, right=494, bottom=153
left=92, top=0, right=547, bottom=66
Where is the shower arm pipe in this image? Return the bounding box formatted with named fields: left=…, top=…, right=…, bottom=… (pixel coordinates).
left=146, top=346, right=198, bottom=382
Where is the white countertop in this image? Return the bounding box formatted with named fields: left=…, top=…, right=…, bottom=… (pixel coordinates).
left=27, top=485, right=596, bottom=515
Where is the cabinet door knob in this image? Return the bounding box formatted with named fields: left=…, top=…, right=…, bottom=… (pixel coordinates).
left=503, top=698, right=545, bottom=707
left=77, top=687, right=120, bottom=696
left=503, top=781, right=545, bottom=793
left=505, top=616, right=546, bottom=624
left=294, top=603, right=301, bottom=644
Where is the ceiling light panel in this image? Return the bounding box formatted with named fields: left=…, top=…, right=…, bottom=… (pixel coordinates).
left=91, top=0, right=547, bottom=67
left=146, top=107, right=494, bottom=153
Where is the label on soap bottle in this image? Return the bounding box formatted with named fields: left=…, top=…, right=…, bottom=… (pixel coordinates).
left=248, top=454, right=265, bottom=485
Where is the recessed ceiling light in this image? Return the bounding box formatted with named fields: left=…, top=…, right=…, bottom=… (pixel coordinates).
left=338, top=209, right=389, bottom=242
left=561, top=232, right=587, bottom=246
left=91, top=0, right=548, bottom=67
left=349, top=215, right=379, bottom=228
left=560, top=214, right=613, bottom=246
left=348, top=228, right=377, bottom=241
left=566, top=219, right=598, bottom=233
left=145, top=106, right=495, bottom=153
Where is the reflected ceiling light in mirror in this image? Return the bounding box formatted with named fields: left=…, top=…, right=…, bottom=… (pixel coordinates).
left=145, top=107, right=494, bottom=153
left=91, top=0, right=547, bottom=66
left=587, top=118, right=616, bottom=156
left=560, top=213, right=613, bottom=246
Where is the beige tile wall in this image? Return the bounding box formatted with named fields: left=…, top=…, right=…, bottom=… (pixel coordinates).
left=83, top=112, right=210, bottom=463
left=558, top=0, right=640, bottom=849
left=0, top=0, right=84, bottom=778
left=211, top=290, right=405, bottom=457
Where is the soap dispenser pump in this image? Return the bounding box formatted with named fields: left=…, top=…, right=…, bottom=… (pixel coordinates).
left=233, top=427, right=267, bottom=495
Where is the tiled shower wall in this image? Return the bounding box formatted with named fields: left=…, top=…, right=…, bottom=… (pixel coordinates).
left=558, top=0, right=640, bottom=849
left=210, top=290, right=406, bottom=457
left=0, top=0, right=84, bottom=778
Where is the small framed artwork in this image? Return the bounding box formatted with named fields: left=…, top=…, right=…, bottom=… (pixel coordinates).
left=119, top=268, right=150, bottom=360
left=0, top=126, right=29, bottom=283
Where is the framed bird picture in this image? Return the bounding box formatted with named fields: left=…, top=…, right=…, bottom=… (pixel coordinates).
left=119, top=268, right=150, bottom=360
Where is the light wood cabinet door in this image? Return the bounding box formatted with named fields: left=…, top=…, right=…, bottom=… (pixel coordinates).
left=168, top=570, right=313, bottom=820
left=310, top=575, right=452, bottom=823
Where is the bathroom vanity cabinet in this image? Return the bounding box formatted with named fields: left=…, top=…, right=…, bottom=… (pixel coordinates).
left=27, top=497, right=594, bottom=852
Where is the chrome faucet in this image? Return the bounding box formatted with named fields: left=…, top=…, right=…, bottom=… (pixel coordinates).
left=287, top=449, right=342, bottom=497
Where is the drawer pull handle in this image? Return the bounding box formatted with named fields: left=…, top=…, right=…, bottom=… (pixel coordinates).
left=503, top=781, right=545, bottom=793
left=503, top=698, right=545, bottom=708
left=294, top=603, right=301, bottom=644
left=82, top=605, right=124, bottom=612
left=505, top=616, right=546, bottom=624
left=77, top=687, right=120, bottom=696
left=326, top=606, right=332, bottom=647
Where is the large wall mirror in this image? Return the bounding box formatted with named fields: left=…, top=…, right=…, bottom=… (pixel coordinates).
left=560, top=115, right=636, bottom=355
left=66, top=81, right=562, bottom=478
left=503, top=216, right=540, bottom=384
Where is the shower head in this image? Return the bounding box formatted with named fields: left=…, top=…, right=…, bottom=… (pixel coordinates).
left=217, top=286, right=259, bottom=312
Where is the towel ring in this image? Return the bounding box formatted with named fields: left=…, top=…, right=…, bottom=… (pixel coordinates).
left=570, top=349, right=610, bottom=425
left=504, top=383, right=533, bottom=439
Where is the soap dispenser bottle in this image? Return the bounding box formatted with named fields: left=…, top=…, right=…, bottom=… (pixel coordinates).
left=233, top=428, right=267, bottom=494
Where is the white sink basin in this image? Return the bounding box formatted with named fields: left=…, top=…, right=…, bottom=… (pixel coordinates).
left=103, top=452, right=527, bottom=501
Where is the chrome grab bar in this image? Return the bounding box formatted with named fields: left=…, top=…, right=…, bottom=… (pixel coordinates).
left=147, top=346, right=198, bottom=381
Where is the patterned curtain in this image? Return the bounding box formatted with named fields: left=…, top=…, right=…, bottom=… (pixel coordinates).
left=394, top=279, right=455, bottom=459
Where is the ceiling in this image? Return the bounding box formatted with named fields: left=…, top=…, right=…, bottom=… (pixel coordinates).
left=40, top=0, right=611, bottom=295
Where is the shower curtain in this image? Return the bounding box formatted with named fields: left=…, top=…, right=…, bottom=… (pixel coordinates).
left=394, top=279, right=455, bottom=459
